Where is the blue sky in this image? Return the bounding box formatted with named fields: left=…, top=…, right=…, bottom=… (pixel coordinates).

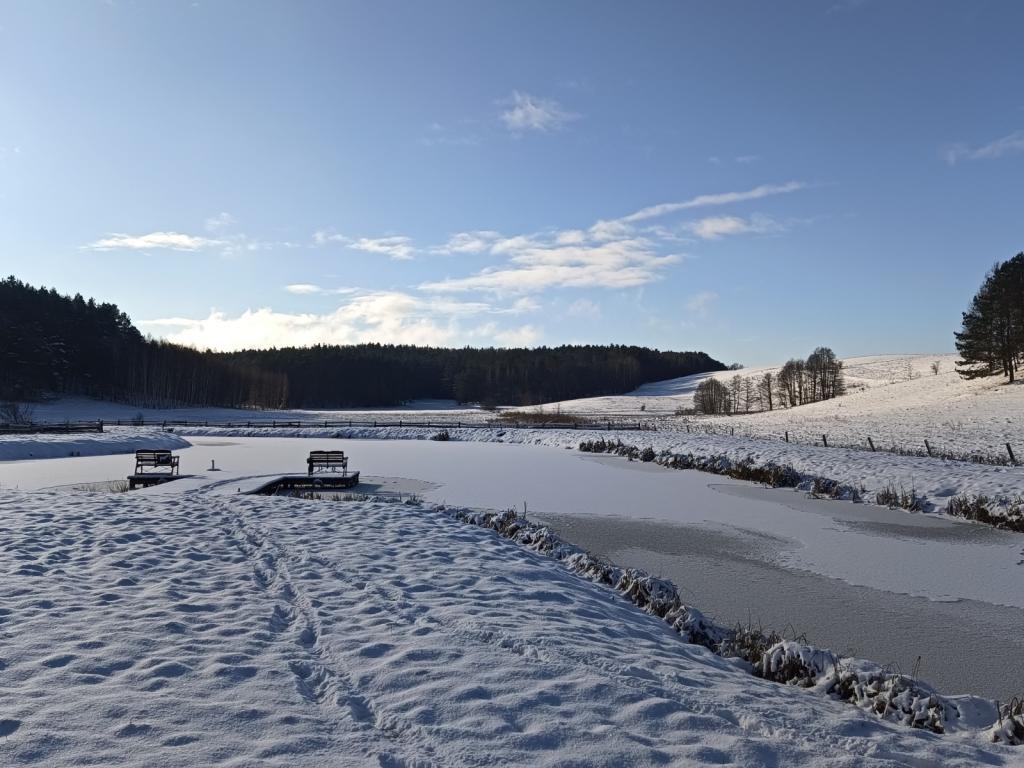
left=1, top=1, right=1022, bottom=365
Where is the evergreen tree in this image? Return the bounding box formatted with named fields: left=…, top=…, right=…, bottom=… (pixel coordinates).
left=956, top=253, right=1024, bottom=382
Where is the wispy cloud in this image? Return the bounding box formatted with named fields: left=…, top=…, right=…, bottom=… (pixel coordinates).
left=500, top=91, right=579, bottom=133
left=284, top=284, right=359, bottom=296
left=312, top=230, right=415, bottom=260
left=620, top=181, right=807, bottom=224
left=142, top=292, right=542, bottom=351
left=85, top=213, right=288, bottom=256
left=432, top=231, right=502, bottom=255
left=84, top=231, right=219, bottom=251
left=204, top=211, right=237, bottom=233
left=422, top=237, right=679, bottom=294
left=946, top=129, right=1024, bottom=165
left=349, top=236, right=415, bottom=261
left=683, top=214, right=785, bottom=240
left=421, top=182, right=805, bottom=294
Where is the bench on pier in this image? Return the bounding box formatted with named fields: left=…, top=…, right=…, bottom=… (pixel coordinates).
left=134, top=449, right=180, bottom=475
left=307, top=450, right=348, bottom=477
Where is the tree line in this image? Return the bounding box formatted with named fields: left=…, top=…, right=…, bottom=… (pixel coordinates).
left=0, top=277, right=725, bottom=409
left=956, top=252, right=1024, bottom=383
left=692, top=347, right=845, bottom=415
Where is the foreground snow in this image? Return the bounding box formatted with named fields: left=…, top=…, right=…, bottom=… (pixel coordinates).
left=0, top=489, right=1016, bottom=767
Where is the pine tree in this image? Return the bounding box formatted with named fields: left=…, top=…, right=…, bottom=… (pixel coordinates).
left=956, top=254, right=1024, bottom=382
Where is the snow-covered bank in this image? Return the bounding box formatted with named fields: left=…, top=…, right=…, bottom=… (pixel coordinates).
left=177, top=424, right=1024, bottom=518
left=0, top=489, right=1017, bottom=767
left=0, top=427, right=190, bottom=462
left=444, top=504, right=1009, bottom=739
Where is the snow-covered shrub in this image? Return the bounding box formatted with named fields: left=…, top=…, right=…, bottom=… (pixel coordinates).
left=639, top=446, right=656, bottom=462
left=759, top=641, right=836, bottom=687
left=430, top=429, right=451, bottom=441
left=947, top=494, right=1024, bottom=532
left=875, top=482, right=924, bottom=511
left=991, top=698, right=1024, bottom=745
left=753, top=642, right=954, bottom=733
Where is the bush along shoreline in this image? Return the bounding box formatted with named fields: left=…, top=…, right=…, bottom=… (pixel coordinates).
left=441, top=504, right=1021, bottom=743
left=577, top=437, right=1024, bottom=532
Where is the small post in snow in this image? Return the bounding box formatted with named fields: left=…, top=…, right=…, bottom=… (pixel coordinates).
left=1008, top=443, right=1017, bottom=465
left=924, top=439, right=933, bottom=457
left=822, top=434, right=828, bottom=448
left=867, top=436, right=875, bottom=452
left=784, top=431, right=789, bottom=443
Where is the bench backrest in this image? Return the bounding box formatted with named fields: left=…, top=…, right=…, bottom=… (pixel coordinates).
left=308, top=450, right=346, bottom=462
left=136, top=450, right=175, bottom=463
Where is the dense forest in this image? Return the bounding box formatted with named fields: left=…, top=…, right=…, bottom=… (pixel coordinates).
left=0, top=277, right=725, bottom=409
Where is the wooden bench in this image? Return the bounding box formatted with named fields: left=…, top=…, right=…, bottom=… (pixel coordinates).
left=307, top=450, right=348, bottom=477
left=134, top=449, right=180, bottom=475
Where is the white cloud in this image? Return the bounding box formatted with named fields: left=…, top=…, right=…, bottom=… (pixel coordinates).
left=421, top=237, right=679, bottom=294
left=142, top=292, right=542, bottom=352
left=621, top=181, right=806, bottom=224
left=509, top=297, right=541, bottom=314
left=946, top=129, right=1024, bottom=164
left=683, top=213, right=785, bottom=240
left=313, top=230, right=351, bottom=246
left=285, top=283, right=321, bottom=295
left=284, top=284, right=360, bottom=296
left=349, top=236, right=415, bottom=261
left=734, top=154, right=759, bottom=164
left=685, top=290, right=718, bottom=316
left=418, top=183, right=805, bottom=295
left=84, top=231, right=220, bottom=251
left=433, top=231, right=502, bottom=255
left=500, top=91, right=579, bottom=133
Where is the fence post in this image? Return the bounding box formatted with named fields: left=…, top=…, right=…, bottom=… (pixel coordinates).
left=686, top=424, right=690, bottom=433
left=867, top=436, right=875, bottom=452
left=730, top=427, right=734, bottom=436
left=924, top=439, right=932, bottom=457
left=1008, top=443, right=1017, bottom=465
left=822, top=434, right=828, bottom=447
left=784, top=431, right=789, bottom=443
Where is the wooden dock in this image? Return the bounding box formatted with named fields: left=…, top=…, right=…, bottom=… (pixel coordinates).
left=251, top=472, right=361, bottom=495
left=127, top=474, right=189, bottom=490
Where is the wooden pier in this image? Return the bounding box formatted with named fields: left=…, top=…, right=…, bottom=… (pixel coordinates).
left=127, top=474, right=189, bottom=490
left=251, top=472, right=361, bottom=495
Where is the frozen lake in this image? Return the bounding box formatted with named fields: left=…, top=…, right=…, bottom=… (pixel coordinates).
left=2, top=436, right=1022, bottom=701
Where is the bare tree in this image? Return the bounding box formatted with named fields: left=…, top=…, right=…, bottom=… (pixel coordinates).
left=930, top=360, right=941, bottom=376
left=0, top=401, right=35, bottom=425
left=693, top=378, right=732, bottom=415
left=758, top=372, right=774, bottom=411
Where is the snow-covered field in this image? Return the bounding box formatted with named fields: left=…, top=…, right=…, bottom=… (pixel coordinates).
left=1, top=486, right=1019, bottom=767
left=530, top=354, right=1024, bottom=462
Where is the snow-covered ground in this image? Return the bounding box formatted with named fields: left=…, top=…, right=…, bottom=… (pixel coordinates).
left=2, top=438, right=1023, bottom=704
left=1, top=486, right=1019, bottom=767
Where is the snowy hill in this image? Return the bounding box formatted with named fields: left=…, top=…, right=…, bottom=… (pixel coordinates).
left=527, top=354, right=1024, bottom=461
